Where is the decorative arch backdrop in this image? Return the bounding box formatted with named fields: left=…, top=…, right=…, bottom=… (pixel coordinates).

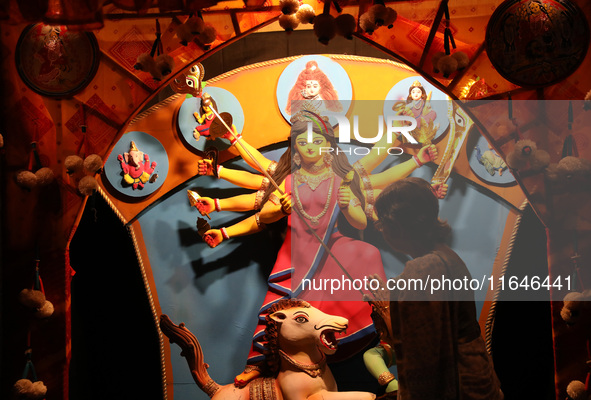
left=96, top=56, right=527, bottom=399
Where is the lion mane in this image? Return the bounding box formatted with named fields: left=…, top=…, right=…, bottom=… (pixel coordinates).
left=263, top=299, right=311, bottom=375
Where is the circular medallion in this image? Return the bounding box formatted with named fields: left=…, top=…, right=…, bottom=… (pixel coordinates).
left=485, top=0, right=589, bottom=88
left=104, top=131, right=169, bottom=198
left=466, top=129, right=516, bottom=186
left=276, top=55, right=352, bottom=126
left=15, top=24, right=100, bottom=98
left=177, top=87, right=245, bottom=153
left=383, top=76, right=450, bottom=144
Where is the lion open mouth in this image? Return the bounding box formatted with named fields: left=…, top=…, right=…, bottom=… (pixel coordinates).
left=320, top=329, right=340, bottom=350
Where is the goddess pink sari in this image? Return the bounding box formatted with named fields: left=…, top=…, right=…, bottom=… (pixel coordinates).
left=248, top=173, right=386, bottom=363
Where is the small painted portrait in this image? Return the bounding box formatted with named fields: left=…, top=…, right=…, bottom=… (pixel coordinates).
left=277, top=55, right=352, bottom=125
left=384, top=76, right=449, bottom=144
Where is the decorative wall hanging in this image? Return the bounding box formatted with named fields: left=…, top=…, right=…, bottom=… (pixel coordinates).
left=485, top=0, right=590, bottom=88
left=103, top=131, right=168, bottom=198
left=430, top=2, right=470, bottom=79
left=383, top=76, right=450, bottom=144
left=15, top=24, right=99, bottom=98
left=15, top=142, right=55, bottom=191
left=359, top=1, right=398, bottom=35
left=134, top=19, right=175, bottom=82
left=276, top=55, right=352, bottom=125
left=466, top=129, right=516, bottom=186
left=177, top=86, right=245, bottom=153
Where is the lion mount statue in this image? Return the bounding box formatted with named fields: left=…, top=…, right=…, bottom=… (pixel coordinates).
left=160, top=299, right=376, bottom=400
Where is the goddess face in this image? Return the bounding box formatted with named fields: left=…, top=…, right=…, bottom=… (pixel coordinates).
left=305, top=80, right=321, bottom=98
left=295, top=131, right=328, bottom=165
left=410, top=87, right=423, bottom=101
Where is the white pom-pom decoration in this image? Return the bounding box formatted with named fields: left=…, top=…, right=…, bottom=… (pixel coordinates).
left=175, top=23, right=194, bottom=45
left=155, top=54, right=175, bottom=76
left=83, top=154, right=103, bottom=174
left=280, top=0, right=300, bottom=15
left=566, top=380, right=587, bottom=400
left=35, top=300, right=54, bottom=318
left=198, top=25, right=217, bottom=45
left=18, top=288, right=46, bottom=309
left=452, top=51, right=470, bottom=70
left=313, top=13, right=337, bottom=45
left=134, top=53, right=161, bottom=81
left=279, top=14, right=300, bottom=32
left=78, top=176, right=98, bottom=196
left=35, top=167, right=54, bottom=187
left=368, top=4, right=387, bottom=26
left=16, top=170, right=38, bottom=190
left=65, top=155, right=84, bottom=174
left=437, top=54, right=458, bottom=78
left=296, top=4, right=315, bottom=24
left=431, top=51, right=445, bottom=73
left=186, top=16, right=205, bottom=34
left=30, top=381, right=47, bottom=399
left=383, top=8, right=397, bottom=28
left=335, top=14, right=357, bottom=40
left=359, top=13, right=377, bottom=34
left=134, top=53, right=155, bottom=72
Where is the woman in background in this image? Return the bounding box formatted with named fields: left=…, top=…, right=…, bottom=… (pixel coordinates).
left=373, top=177, right=503, bottom=400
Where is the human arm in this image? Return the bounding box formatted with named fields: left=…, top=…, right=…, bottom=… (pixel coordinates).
left=259, top=191, right=291, bottom=225
left=355, top=132, right=404, bottom=174
left=202, top=183, right=289, bottom=248
left=363, top=347, right=398, bottom=393
left=202, top=215, right=262, bottom=248
left=193, top=111, right=205, bottom=124
left=368, top=144, right=437, bottom=190
left=194, top=193, right=258, bottom=215
left=226, top=126, right=275, bottom=174
left=337, top=186, right=367, bottom=230
left=198, top=159, right=266, bottom=190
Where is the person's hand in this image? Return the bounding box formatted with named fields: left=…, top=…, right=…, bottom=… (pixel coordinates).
left=195, top=197, right=215, bottom=215
left=338, top=186, right=352, bottom=209
left=417, top=144, right=438, bottom=164
left=192, top=128, right=201, bottom=141
left=279, top=192, right=292, bottom=215
left=362, top=274, right=393, bottom=342
left=431, top=183, right=448, bottom=199
left=202, top=229, right=223, bottom=248
left=197, top=159, right=214, bottom=176
left=363, top=274, right=389, bottom=304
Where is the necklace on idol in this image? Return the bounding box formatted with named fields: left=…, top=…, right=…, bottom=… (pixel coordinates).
left=279, top=349, right=326, bottom=378
left=293, top=164, right=334, bottom=226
